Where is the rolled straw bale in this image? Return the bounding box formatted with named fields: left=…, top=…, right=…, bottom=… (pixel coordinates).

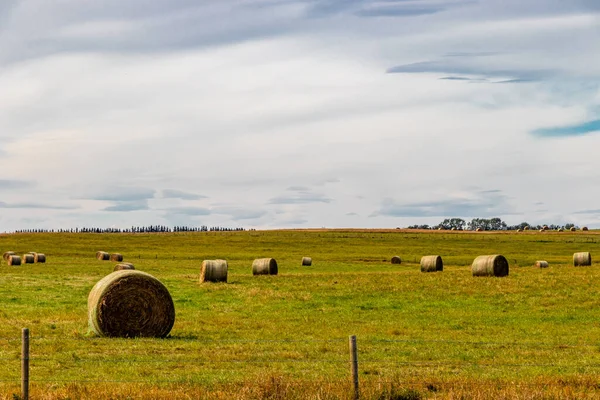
left=420, top=255, right=443, bottom=272
left=451, top=227, right=456, bottom=231
left=34, top=253, right=46, bottom=263
left=524, top=226, right=530, bottom=231
left=582, top=226, right=589, bottom=231
left=391, top=256, right=402, bottom=265
left=539, top=229, right=544, bottom=232
left=110, top=253, right=124, bottom=262
left=200, top=259, right=228, bottom=283
left=114, top=263, right=135, bottom=271
left=516, top=229, right=522, bottom=232
left=23, top=254, right=34, bottom=264
left=573, top=252, right=591, bottom=267
left=3, top=251, right=15, bottom=261
left=7, top=255, right=21, bottom=266
left=96, top=251, right=110, bottom=261
left=252, top=258, right=278, bottom=275
left=535, top=261, right=549, bottom=268
left=88, top=270, right=175, bottom=338
left=475, top=228, right=483, bottom=232
left=570, top=227, right=576, bottom=232
left=542, top=225, right=549, bottom=230
left=471, top=255, right=509, bottom=277
left=557, top=228, right=563, bottom=232
left=301, top=257, right=312, bottom=266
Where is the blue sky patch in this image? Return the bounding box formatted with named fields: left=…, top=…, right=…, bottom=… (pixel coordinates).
left=531, top=119, right=600, bottom=138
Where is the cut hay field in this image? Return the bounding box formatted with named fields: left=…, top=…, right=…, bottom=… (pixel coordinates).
left=1, top=229, right=600, bottom=399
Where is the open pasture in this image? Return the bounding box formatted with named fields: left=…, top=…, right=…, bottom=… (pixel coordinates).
left=1, top=229, right=600, bottom=399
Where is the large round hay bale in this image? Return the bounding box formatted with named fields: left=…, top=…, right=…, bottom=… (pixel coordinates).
left=570, top=227, right=576, bottom=232
left=34, top=253, right=46, bottom=263
left=420, top=255, right=443, bottom=272
left=471, top=255, right=509, bottom=277
left=114, top=263, right=135, bottom=271
left=3, top=251, right=15, bottom=261
left=301, top=257, right=312, bottom=266
left=475, top=228, right=483, bottom=232
left=517, top=229, right=523, bottom=232
left=88, top=270, right=175, bottom=338
left=110, top=253, right=124, bottom=262
left=582, top=226, right=589, bottom=231
left=96, top=251, right=110, bottom=261
left=523, top=226, right=530, bottom=231
left=557, top=228, right=563, bottom=232
left=200, top=259, right=228, bottom=283
left=391, top=256, right=402, bottom=265
left=539, top=229, right=544, bottom=232
left=22, top=254, right=35, bottom=264
left=252, top=258, right=278, bottom=275
left=573, top=252, right=591, bottom=267
left=535, top=260, right=549, bottom=268
left=7, top=255, right=21, bottom=266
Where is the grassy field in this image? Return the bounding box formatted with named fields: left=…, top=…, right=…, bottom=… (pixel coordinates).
left=1, top=229, right=600, bottom=399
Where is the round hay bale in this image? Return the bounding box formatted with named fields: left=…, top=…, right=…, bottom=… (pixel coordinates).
left=517, top=229, right=523, bottom=232
left=573, top=252, right=591, bottom=267
left=437, top=227, right=443, bottom=231
left=471, top=255, right=509, bottom=277
left=475, top=228, right=483, bottom=232
left=110, top=253, right=124, bottom=262
left=570, top=227, right=576, bottom=232
left=542, top=225, right=548, bottom=230
left=96, top=251, right=110, bottom=261
left=7, top=255, right=21, bottom=266
left=523, top=226, right=530, bottom=231
left=34, top=253, right=46, bottom=263
left=22, top=254, right=35, bottom=264
left=557, top=228, right=563, bottom=232
left=3, top=251, right=15, bottom=261
left=301, top=257, right=312, bottom=266
left=451, top=227, right=456, bottom=231
left=535, top=260, right=549, bottom=268
left=391, top=256, right=402, bottom=265
left=114, top=263, right=135, bottom=271
left=582, top=226, right=589, bottom=231
left=88, top=270, right=175, bottom=338
left=539, top=229, right=544, bottom=232
left=252, top=258, right=278, bottom=275
left=200, top=259, right=228, bottom=283
left=420, top=255, right=443, bottom=272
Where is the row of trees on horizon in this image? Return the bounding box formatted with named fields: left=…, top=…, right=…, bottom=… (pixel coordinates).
left=11, top=225, right=247, bottom=234
left=406, top=218, right=582, bottom=231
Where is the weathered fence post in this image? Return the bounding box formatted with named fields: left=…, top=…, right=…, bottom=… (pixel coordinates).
left=349, top=335, right=359, bottom=400
left=22, top=328, right=29, bottom=400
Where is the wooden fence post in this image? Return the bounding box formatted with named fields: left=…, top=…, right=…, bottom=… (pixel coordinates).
left=22, top=328, right=29, bottom=400
left=349, top=335, right=359, bottom=400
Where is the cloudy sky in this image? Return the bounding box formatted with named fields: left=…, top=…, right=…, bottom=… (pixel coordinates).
left=1, top=0, right=599, bottom=231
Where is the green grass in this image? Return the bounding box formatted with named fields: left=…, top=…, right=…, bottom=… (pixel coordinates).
left=1, top=229, right=600, bottom=399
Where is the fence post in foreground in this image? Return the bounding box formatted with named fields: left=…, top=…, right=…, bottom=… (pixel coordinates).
left=349, top=335, right=359, bottom=400
left=22, top=328, right=29, bottom=400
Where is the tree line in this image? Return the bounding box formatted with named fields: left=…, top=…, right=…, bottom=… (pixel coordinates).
left=407, top=218, right=579, bottom=231
left=11, top=225, right=247, bottom=234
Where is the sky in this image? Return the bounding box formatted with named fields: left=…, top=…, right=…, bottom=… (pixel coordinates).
left=0, top=0, right=599, bottom=231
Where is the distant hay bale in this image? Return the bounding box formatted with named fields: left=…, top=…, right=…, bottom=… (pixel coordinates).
left=7, top=255, right=21, bottom=266
left=114, top=263, right=135, bottom=271
left=539, top=229, right=544, bottom=232
left=252, top=258, right=278, bottom=275
left=542, top=225, right=548, bottom=230
left=524, top=226, right=530, bottom=231
left=23, top=254, right=35, bottom=264
left=391, top=256, right=402, bottom=265
left=475, top=228, right=483, bottom=232
left=570, top=227, right=576, bottom=232
left=582, top=226, right=589, bottom=231
left=471, top=255, right=509, bottom=277
left=88, top=270, right=175, bottom=338
left=517, top=229, right=523, bottom=232
left=573, top=252, right=591, bottom=267
left=96, top=251, right=110, bottom=261
left=301, top=257, right=312, bottom=266
left=110, top=253, right=124, bottom=262
left=535, top=260, right=549, bottom=268
left=34, top=253, right=46, bottom=263
left=451, top=227, right=456, bottom=231
left=557, top=228, right=563, bottom=232
left=420, top=255, right=443, bottom=272
left=3, top=251, right=15, bottom=261
left=437, top=227, right=442, bottom=230
left=200, top=259, right=228, bottom=283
